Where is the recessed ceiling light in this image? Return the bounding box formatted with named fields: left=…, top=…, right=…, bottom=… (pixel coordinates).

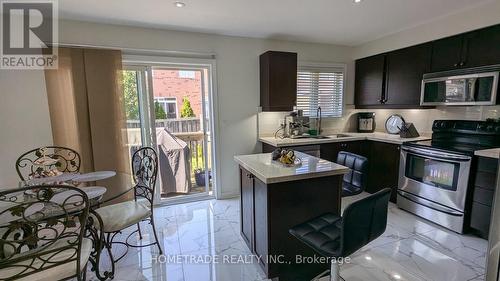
left=354, top=0, right=363, bottom=3
left=365, top=256, right=372, bottom=261
left=174, top=1, right=186, bottom=8
left=393, top=274, right=402, bottom=280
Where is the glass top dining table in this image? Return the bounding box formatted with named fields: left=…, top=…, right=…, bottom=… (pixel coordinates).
left=2, top=170, right=134, bottom=281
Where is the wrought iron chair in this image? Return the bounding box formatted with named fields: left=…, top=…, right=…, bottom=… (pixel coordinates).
left=0, top=185, right=91, bottom=281
left=15, top=146, right=81, bottom=181
left=93, top=146, right=163, bottom=264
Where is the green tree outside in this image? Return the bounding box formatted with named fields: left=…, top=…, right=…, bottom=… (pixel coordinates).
left=123, top=70, right=139, bottom=120
left=181, top=97, right=196, bottom=118
left=154, top=102, right=167, bottom=119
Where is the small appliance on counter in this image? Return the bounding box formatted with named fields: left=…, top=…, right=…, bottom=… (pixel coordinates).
left=285, top=110, right=310, bottom=138
left=357, top=112, right=375, bottom=133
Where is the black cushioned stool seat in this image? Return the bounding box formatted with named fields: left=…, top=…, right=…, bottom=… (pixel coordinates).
left=289, top=189, right=391, bottom=281
left=336, top=151, right=368, bottom=197
left=289, top=213, right=342, bottom=258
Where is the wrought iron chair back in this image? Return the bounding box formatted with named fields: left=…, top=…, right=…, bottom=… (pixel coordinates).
left=0, top=185, right=90, bottom=280
left=131, top=147, right=158, bottom=205
left=15, top=146, right=81, bottom=181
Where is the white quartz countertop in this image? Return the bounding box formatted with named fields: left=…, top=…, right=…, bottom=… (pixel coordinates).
left=234, top=151, right=350, bottom=184
left=475, top=148, right=500, bottom=159
left=259, top=132, right=431, bottom=147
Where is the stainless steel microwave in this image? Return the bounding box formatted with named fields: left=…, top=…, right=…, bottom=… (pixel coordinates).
left=421, top=71, right=499, bottom=106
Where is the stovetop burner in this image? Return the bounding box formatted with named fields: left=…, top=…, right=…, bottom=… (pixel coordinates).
left=403, top=120, right=500, bottom=155
left=404, top=140, right=493, bottom=156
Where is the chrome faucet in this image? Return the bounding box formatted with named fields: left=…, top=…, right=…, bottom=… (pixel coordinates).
left=316, top=106, right=322, bottom=136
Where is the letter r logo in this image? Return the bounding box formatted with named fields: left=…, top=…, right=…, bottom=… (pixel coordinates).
left=1, top=1, right=55, bottom=55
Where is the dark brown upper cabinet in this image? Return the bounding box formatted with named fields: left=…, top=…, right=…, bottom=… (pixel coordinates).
left=384, top=43, right=432, bottom=107
left=430, top=34, right=465, bottom=72
left=355, top=44, right=432, bottom=109
left=260, top=51, right=297, bottom=111
left=431, top=24, right=500, bottom=72
left=354, top=54, right=386, bottom=108
left=465, top=25, right=500, bottom=68
left=356, top=24, right=500, bottom=109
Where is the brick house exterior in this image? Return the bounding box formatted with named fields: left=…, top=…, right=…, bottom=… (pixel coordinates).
left=152, top=69, right=203, bottom=118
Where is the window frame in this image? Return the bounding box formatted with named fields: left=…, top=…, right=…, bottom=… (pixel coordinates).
left=297, top=61, right=347, bottom=118
left=154, top=97, right=178, bottom=119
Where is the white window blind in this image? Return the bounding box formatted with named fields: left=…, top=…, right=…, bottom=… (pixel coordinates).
left=297, top=65, right=345, bottom=117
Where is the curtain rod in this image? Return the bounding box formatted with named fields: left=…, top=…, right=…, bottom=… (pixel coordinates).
left=52, top=42, right=216, bottom=59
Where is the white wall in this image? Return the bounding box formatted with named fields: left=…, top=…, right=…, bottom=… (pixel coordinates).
left=0, top=20, right=354, bottom=198
left=0, top=70, right=53, bottom=188
left=353, top=0, right=500, bottom=59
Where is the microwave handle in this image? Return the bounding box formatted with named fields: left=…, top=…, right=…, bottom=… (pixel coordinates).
left=468, top=78, right=478, bottom=102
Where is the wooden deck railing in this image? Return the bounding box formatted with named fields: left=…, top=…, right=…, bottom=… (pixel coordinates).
left=126, top=118, right=210, bottom=192
left=126, top=118, right=200, bottom=132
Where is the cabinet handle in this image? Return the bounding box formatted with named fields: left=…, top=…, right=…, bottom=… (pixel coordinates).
left=454, top=63, right=459, bottom=67
left=459, top=62, right=465, bottom=67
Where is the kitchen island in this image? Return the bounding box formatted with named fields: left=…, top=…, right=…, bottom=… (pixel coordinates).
left=234, top=152, right=349, bottom=280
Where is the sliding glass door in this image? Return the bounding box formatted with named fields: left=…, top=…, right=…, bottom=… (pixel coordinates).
left=122, top=57, right=216, bottom=204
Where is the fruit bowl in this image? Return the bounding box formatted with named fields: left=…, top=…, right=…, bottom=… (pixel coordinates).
left=271, top=148, right=302, bottom=167
left=274, top=157, right=302, bottom=167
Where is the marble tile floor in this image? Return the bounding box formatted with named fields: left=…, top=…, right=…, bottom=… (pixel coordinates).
left=81, top=192, right=488, bottom=281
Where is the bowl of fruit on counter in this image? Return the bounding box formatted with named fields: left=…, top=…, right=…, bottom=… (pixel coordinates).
left=271, top=148, right=302, bottom=167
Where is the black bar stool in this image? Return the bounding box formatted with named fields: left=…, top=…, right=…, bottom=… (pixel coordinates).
left=336, top=151, right=368, bottom=197
left=289, top=188, right=391, bottom=281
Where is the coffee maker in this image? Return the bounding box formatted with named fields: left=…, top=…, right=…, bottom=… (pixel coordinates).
left=357, top=112, right=376, bottom=133
left=284, top=110, right=310, bottom=138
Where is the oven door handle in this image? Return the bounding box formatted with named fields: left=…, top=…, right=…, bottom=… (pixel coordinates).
left=397, top=190, right=463, bottom=216
left=402, top=146, right=472, bottom=162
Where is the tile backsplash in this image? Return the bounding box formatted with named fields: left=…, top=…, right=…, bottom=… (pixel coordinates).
left=258, top=105, right=500, bottom=137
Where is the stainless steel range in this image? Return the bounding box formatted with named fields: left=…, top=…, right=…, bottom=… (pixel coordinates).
left=398, top=119, right=500, bottom=233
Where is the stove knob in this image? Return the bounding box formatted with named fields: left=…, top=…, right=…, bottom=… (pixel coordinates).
left=478, top=124, right=487, bottom=131
left=487, top=125, right=495, bottom=132
left=495, top=126, right=500, bottom=133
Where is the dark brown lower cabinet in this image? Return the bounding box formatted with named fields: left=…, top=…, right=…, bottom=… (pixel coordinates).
left=239, top=166, right=343, bottom=280
left=253, top=177, right=268, bottom=273
left=366, top=141, right=401, bottom=202
left=469, top=156, right=498, bottom=238
left=320, top=141, right=366, bottom=162
left=240, top=168, right=254, bottom=249
left=318, top=140, right=400, bottom=202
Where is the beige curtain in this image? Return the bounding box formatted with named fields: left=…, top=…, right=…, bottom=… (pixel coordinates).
left=44, top=47, right=133, bottom=203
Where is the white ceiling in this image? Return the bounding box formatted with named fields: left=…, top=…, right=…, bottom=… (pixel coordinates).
left=58, top=0, right=492, bottom=46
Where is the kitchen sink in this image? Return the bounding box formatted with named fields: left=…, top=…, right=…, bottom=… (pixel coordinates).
left=334, top=134, right=352, bottom=138
left=290, top=134, right=352, bottom=139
